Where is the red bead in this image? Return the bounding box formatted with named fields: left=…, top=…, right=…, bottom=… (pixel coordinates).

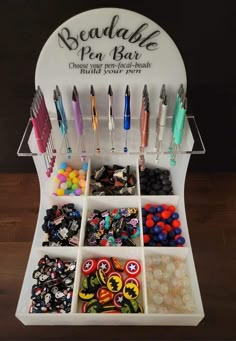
left=164, top=224, right=172, bottom=232
left=146, top=219, right=154, bottom=228
left=174, top=234, right=181, bottom=240
left=100, top=239, right=107, bottom=246
left=143, top=234, right=151, bottom=244
left=144, top=204, right=151, bottom=211
left=172, top=219, right=181, bottom=227
left=156, top=221, right=165, bottom=229
left=168, top=205, right=176, bottom=212
left=147, top=214, right=154, bottom=220
left=162, top=204, right=168, bottom=210
left=161, top=210, right=171, bottom=219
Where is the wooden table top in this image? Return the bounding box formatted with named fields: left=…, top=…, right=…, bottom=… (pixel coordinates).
left=1, top=172, right=235, bottom=340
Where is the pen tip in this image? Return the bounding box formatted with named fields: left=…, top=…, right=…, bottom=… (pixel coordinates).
left=72, top=86, right=78, bottom=100
left=108, top=85, right=113, bottom=96
left=90, top=85, right=95, bottom=96
left=183, top=97, right=187, bottom=109
left=143, top=84, right=147, bottom=97
left=125, top=85, right=130, bottom=96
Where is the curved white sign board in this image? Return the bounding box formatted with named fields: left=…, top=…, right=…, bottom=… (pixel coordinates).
left=36, top=8, right=186, bottom=119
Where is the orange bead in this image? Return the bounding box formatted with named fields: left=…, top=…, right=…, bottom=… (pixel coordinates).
left=66, top=166, right=72, bottom=173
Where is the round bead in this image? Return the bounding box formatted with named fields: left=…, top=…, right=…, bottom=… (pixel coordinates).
left=56, top=188, right=64, bottom=196
left=153, top=269, right=162, bottom=280
left=82, top=163, right=88, bottom=171
left=66, top=180, right=72, bottom=188
left=151, top=256, right=161, bottom=265
left=75, top=188, right=82, bottom=196
left=79, top=179, right=86, bottom=188
left=161, top=255, right=170, bottom=264
left=143, top=234, right=151, bottom=244
left=166, top=262, right=176, bottom=273
left=168, top=205, right=176, bottom=212
left=171, top=212, right=179, bottom=219
left=59, top=162, right=67, bottom=170
left=159, top=283, right=168, bottom=294
left=69, top=171, right=76, bottom=179
left=146, top=219, right=154, bottom=228
left=72, top=177, right=79, bottom=184
left=172, top=219, right=181, bottom=227
left=72, top=184, right=78, bottom=190
left=153, top=293, right=163, bottom=305
left=60, top=183, right=67, bottom=190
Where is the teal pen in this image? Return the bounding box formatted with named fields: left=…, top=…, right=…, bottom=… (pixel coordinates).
left=170, top=98, right=187, bottom=166
left=169, top=84, right=184, bottom=152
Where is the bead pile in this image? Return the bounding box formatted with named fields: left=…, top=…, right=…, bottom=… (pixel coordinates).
left=42, top=203, right=81, bottom=246
left=142, top=203, right=185, bottom=246
left=29, top=255, right=76, bottom=313
left=79, top=257, right=143, bottom=313
left=146, top=255, right=195, bottom=313
left=90, top=164, right=136, bottom=195
left=85, top=208, right=140, bottom=246
left=139, top=167, right=173, bottom=195
left=54, top=162, right=88, bottom=196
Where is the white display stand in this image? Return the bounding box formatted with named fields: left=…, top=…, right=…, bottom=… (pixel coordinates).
left=16, top=8, right=205, bottom=325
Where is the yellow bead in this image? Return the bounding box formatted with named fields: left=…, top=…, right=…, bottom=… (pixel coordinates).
left=72, top=177, right=79, bottom=184
left=69, top=171, right=76, bottom=179
left=57, top=188, right=64, bottom=196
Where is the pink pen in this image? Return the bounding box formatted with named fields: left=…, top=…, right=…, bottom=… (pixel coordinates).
left=30, top=108, right=46, bottom=153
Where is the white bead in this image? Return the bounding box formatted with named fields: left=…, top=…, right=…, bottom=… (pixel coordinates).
left=150, top=280, right=160, bottom=290
left=182, top=276, right=191, bottom=288
left=162, top=272, right=172, bottom=282
left=154, top=269, right=162, bottom=280
left=159, top=283, right=169, bottom=294
left=166, top=262, right=175, bottom=273
left=175, top=268, right=185, bottom=278
left=148, top=304, right=158, bottom=313
left=60, top=182, right=67, bottom=190
left=163, top=294, right=173, bottom=306
left=161, top=255, right=170, bottom=265
left=157, top=306, right=168, bottom=313
left=152, top=256, right=161, bottom=265
left=171, top=277, right=182, bottom=289
left=153, top=293, right=163, bottom=305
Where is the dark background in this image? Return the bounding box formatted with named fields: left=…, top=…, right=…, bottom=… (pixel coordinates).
left=0, top=0, right=235, bottom=173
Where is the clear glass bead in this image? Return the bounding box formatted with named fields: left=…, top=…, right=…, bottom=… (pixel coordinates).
left=166, top=262, right=176, bottom=273
left=159, top=283, right=169, bottom=294
left=161, top=255, right=170, bottom=265
left=154, top=269, right=163, bottom=280
left=153, top=293, right=163, bottom=305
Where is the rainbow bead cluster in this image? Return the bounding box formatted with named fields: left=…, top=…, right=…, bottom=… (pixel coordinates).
left=54, top=162, right=88, bottom=196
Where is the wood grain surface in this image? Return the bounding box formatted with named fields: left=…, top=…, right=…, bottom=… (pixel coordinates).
left=0, top=172, right=235, bottom=340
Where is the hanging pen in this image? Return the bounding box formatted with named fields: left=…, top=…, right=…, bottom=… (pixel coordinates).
left=170, top=97, right=187, bottom=166
left=72, top=86, right=86, bottom=162
left=123, top=85, right=131, bottom=153
left=155, top=84, right=167, bottom=161
left=139, top=84, right=150, bottom=170
left=90, top=85, right=100, bottom=153
left=108, top=85, right=115, bottom=152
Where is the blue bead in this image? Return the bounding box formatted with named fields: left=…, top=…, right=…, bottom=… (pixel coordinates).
left=152, top=235, right=160, bottom=242
left=143, top=226, right=149, bottom=234
left=59, top=162, right=67, bottom=170
left=142, top=218, right=147, bottom=225
left=157, top=205, right=164, bottom=213
left=148, top=240, right=156, bottom=246
left=153, top=215, right=160, bottom=223
left=82, top=163, right=88, bottom=171
left=152, top=226, right=162, bottom=235
left=174, top=228, right=182, bottom=235
left=158, top=232, right=167, bottom=241
left=168, top=231, right=175, bottom=239
left=142, top=208, right=147, bottom=216
left=168, top=240, right=176, bottom=246
left=149, top=206, right=156, bottom=214
left=176, top=236, right=185, bottom=245
left=172, top=212, right=179, bottom=219
left=167, top=217, right=173, bottom=224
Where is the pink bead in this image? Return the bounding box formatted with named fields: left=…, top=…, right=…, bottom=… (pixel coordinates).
left=75, top=188, right=82, bottom=196
left=59, top=175, right=67, bottom=183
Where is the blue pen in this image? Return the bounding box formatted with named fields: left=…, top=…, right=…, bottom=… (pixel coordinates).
left=123, top=85, right=131, bottom=152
